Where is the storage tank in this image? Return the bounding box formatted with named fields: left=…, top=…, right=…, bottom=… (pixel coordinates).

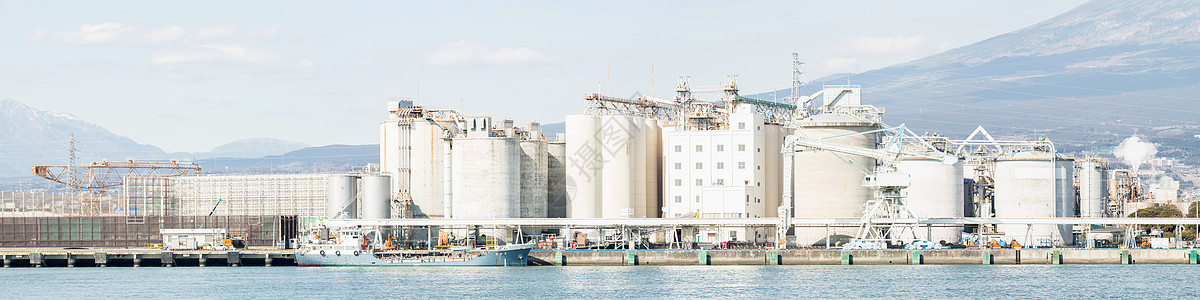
left=791, top=116, right=878, bottom=246
left=642, top=119, right=661, bottom=218
left=409, top=121, right=447, bottom=217
left=898, top=157, right=964, bottom=243
left=451, top=138, right=520, bottom=219
left=600, top=115, right=639, bottom=218
left=361, top=174, right=392, bottom=219
left=565, top=115, right=601, bottom=218
left=519, top=139, right=548, bottom=218
left=547, top=142, right=568, bottom=218
left=993, top=153, right=1075, bottom=246
left=1079, top=160, right=1107, bottom=218
left=326, top=175, right=359, bottom=219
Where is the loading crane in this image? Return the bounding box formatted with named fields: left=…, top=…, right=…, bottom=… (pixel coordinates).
left=32, top=159, right=202, bottom=216
left=780, top=124, right=955, bottom=246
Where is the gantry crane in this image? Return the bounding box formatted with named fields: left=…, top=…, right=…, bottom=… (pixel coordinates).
left=32, top=159, right=201, bottom=216
left=780, top=124, right=955, bottom=247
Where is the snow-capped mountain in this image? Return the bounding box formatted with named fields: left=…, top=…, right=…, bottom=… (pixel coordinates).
left=0, top=98, right=168, bottom=176
left=755, top=0, right=1200, bottom=155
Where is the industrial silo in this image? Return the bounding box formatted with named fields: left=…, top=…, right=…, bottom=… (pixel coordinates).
left=791, top=116, right=878, bottom=246
left=361, top=174, right=392, bottom=219
left=1079, top=160, right=1108, bottom=218
left=993, top=153, right=1075, bottom=246
left=326, top=175, right=359, bottom=219
left=547, top=142, right=568, bottom=218
left=600, top=115, right=639, bottom=218
left=410, top=121, right=447, bottom=218
left=642, top=118, right=661, bottom=218
left=565, top=115, right=601, bottom=218
left=519, top=139, right=548, bottom=218
left=898, top=157, right=964, bottom=243
left=451, top=137, right=520, bottom=219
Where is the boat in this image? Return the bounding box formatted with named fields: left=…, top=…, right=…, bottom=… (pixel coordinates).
left=296, top=227, right=533, bottom=267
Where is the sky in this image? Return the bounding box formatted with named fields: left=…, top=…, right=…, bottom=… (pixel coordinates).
left=0, top=0, right=1089, bottom=153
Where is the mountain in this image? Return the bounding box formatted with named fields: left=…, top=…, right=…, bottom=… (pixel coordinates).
left=752, top=0, right=1200, bottom=158
left=0, top=98, right=167, bottom=176
left=205, top=138, right=311, bottom=159
left=196, top=144, right=378, bottom=174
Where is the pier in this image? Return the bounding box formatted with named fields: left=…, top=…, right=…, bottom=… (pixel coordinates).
left=528, top=249, right=1200, bottom=266
left=0, top=249, right=295, bottom=268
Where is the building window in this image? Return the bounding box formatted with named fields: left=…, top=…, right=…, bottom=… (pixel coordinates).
left=696, top=145, right=703, bottom=152
left=696, top=179, right=702, bottom=186
left=717, top=145, right=724, bottom=152
left=757, top=165, right=761, bottom=170
left=717, top=162, right=724, bottom=169
left=757, top=125, right=761, bottom=130
left=675, top=179, right=682, bottom=186
left=715, top=179, right=724, bottom=185
left=738, top=144, right=746, bottom=151
left=695, top=196, right=700, bottom=203
left=675, top=145, right=681, bottom=152
left=739, top=122, right=746, bottom=129
left=696, top=162, right=702, bottom=169
left=675, top=196, right=682, bottom=203
left=757, top=182, right=761, bottom=186
left=674, top=162, right=681, bottom=170
left=745, top=194, right=749, bottom=204
left=738, top=162, right=746, bottom=169
left=757, top=148, right=761, bottom=153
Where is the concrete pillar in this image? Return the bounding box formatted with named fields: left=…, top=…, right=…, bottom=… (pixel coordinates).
left=264, top=256, right=273, bottom=267
left=67, top=254, right=75, bottom=267
left=161, top=252, right=175, bottom=267
left=132, top=254, right=141, bottom=267
left=2, top=255, right=9, bottom=268
left=227, top=252, right=241, bottom=267
left=198, top=254, right=206, bottom=267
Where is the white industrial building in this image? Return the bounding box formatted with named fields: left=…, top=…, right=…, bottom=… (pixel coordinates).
left=661, top=106, right=786, bottom=243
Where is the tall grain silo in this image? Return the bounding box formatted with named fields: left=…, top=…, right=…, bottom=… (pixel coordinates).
left=600, top=115, right=639, bottom=218
left=791, top=115, right=878, bottom=246
left=451, top=137, right=520, bottom=219
left=361, top=174, right=392, bottom=219
left=898, top=157, right=964, bottom=242
left=565, top=115, right=601, bottom=218
left=547, top=142, right=568, bottom=218
left=1078, top=160, right=1108, bottom=218
left=642, top=118, right=662, bottom=218
left=519, top=139, right=548, bottom=218
left=993, top=152, right=1075, bottom=246
left=326, top=175, right=359, bottom=219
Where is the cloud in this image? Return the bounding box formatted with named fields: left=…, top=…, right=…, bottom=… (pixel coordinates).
left=27, top=23, right=240, bottom=45
left=27, top=22, right=139, bottom=45
left=151, top=44, right=319, bottom=79
left=183, top=94, right=241, bottom=107
left=425, top=41, right=561, bottom=68
left=189, top=25, right=237, bottom=42
left=822, top=58, right=861, bottom=74
left=832, top=35, right=948, bottom=58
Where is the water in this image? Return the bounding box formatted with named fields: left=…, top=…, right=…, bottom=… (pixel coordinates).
left=2, top=265, right=1196, bottom=299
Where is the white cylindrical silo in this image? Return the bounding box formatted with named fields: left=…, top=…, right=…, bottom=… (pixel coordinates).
left=547, top=142, right=568, bottom=218
left=631, top=117, right=647, bottom=219
left=566, top=115, right=602, bottom=218
left=898, top=157, right=964, bottom=243
left=326, top=175, right=359, bottom=219
left=1079, top=160, right=1107, bottom=218
left=519, top=139, right=548, bottom=218
left=643, top=118, right=661, bottom=218
left=452, top=138, right=520, bottom=219
left=993, top=153, right=1075, bottom=246
left=791, top=118, right=878, bottom=246
left=601, top=116, right=638, bottom=218
left=361, top=174, right=392, bottom=219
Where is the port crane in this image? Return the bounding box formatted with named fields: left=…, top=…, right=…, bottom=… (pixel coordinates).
left=780, top=124, right=955, bottom=246
left=32, top=159, right=201, bottom=216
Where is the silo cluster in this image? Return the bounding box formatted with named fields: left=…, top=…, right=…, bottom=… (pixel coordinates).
left=564, top=115, right=661, bottom=219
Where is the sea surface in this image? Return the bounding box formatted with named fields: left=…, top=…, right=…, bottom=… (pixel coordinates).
left=2, top=265, right=1195, bottom=299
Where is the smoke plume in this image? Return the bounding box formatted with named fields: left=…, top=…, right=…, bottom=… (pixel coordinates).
left=1114, top=136, right=1157, bottom=171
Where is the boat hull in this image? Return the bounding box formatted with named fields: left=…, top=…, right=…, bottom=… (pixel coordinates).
left=296, top=245, right=532, bottom=267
